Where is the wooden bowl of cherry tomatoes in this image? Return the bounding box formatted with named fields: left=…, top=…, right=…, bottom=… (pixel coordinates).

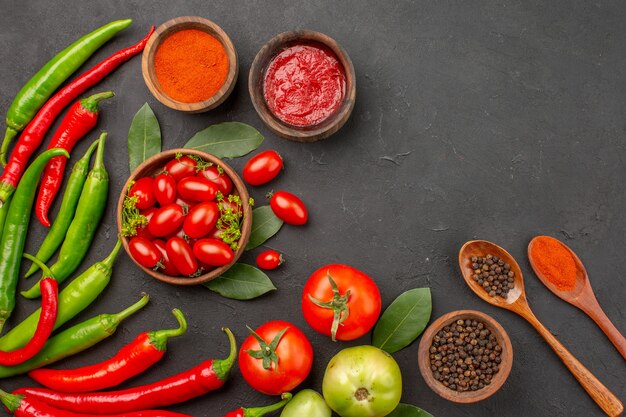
left=116, top=149, right=252, bottom=285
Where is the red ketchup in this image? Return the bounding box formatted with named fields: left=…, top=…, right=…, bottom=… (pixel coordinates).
left=263, top=43, right=346, bottom=127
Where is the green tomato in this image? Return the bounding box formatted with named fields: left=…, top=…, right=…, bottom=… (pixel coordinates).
left=280, top=389, right=332, bottom=417
left=322, top=345, right=402, bottom=417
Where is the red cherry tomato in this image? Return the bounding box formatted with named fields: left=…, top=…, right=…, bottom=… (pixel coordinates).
left=128, top=237, right=160, bottom=269
left=207, top=227, right=223, bottom=240
left=256, top=250, right=283, bottom=270
left=192, top=239, right=234, bottom=267
left=135, top=208, right=157, bottom=240
left=153, top=239, right=179, bottom=276
left=239, top=320, right=313, bottom=396
left=183, top=202, right=219, bottom=239
left=175, top=197, right=194, bottom=210
left=302, top=264, right=381, bottom=341
left=148, top=204, right=185, bottom=237
left=153, top=173, right=177, bottom=206
left=270, top=191, right=308, bottom=225
left=130, top=177, right=156, bottom=210
left=165, top=155, right=197, bottom=181
left=243, top=150, right=283, bottom=186
left=197, top=165, right=233, bottom=195
left=177, top=177, right=218, bottom=202
left=166, top=237, right=198, bottom=276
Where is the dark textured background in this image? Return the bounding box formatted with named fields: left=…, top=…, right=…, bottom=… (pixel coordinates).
left=1, top=1, right=625, bottom=416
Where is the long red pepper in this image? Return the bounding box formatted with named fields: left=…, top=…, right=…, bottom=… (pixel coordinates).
left=29, top=308, right=187, bottom=392
left=0, top=254, right=57, bottom=366
left=0, top=26, right=154, bottom=207
left=223, top=394, right=292, bottom=417
left=16, top=328, right=236, bottom=414
left=34, top=91, right=114, bottom=227
left=0, top=390, right=193, bottom=417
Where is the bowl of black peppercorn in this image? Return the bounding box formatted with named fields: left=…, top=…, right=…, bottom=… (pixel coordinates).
left=418, top=310, right=513, bottom=403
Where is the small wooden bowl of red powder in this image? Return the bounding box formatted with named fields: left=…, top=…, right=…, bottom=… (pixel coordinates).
left=142, top=16, right=238, bottom=113
left=249, top=31, right=356, bottom=142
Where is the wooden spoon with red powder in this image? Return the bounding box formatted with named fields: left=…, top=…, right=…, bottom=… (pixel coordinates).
left=528, top=235, right=626, bottom=360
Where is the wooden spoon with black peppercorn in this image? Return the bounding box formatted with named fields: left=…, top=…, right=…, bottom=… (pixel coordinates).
left=528, top=236, right=626, bottom=361
left=459, top=240, right=624, bottom=417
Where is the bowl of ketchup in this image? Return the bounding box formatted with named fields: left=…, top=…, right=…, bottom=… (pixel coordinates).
left=249, top=31, right=356, bottom=142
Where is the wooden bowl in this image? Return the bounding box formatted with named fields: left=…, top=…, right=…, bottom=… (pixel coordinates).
left=417, top=310, right=513, bottom=403
left=116, top=149, right=252, bottom=286
left=141, top=16, right=238, bottom=113
left=249, top=30, right=356, bottom=142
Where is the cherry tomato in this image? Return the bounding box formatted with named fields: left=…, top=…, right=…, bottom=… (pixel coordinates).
left=256, top=250, right=283, bottom=270
left=130, top=177, right=156, bottom=210
left=192, top=239, right=234, bottom=267
left=207, top=227, right=223, bottom=240
left=175, top=197, right=194, bottom=210
left=197, top=165, right=233, bottom=195
left=165, top=155, right=197, bottom=181
left=239, top=320, right=313, bottom=396
left=166, top=237, right=197, bottom=276
left=128, top=237, right=160, bottom=269
left=153, top=173, right=177, bottom=206
left=183, top=202, right=219, bottom=239
left=177, top=177, right=218, bottom=202
left=270, top=191, right=308, bottom=225
left=148, top=204, right=185, bottom=237
left=135, top=208, right=156, bottom=240
left=302, top=264, right=381, bottom=341
left=153, top=239, right=179, bottom=276
left=243, top=150, right=283, bottom=186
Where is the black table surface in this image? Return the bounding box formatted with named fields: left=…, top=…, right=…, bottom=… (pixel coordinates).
left=1, top=1, right=624, bottom=416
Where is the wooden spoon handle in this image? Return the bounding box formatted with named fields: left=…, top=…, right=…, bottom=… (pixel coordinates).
left=520, top=310, right=624, bottom=416
left=578, top=295, right=626, bottom=361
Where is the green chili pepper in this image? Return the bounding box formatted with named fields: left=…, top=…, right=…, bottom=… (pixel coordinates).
left=23, top=133, right=109, bottom=299
left=0, top=195, right=11, bottom=238
left=0, top=148, right=69, bottom=332
left=0, top=293, right=149, bottom=378
left=0, top=19, right=132, bottom=165
left=25, top=138, right=100, bottom=278
left=0, top=238, right=122, bottom=352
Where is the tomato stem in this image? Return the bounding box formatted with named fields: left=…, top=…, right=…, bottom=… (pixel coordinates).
left=245, top=325, right=288, bottom=370
left=307, top=273, right=351, bottom=341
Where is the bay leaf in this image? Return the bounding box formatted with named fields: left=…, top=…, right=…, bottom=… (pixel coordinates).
left=184, top=122, right=264, bottom=158
left=204, top=263, right=276, bottom=300
left=245, top=206, right=283, bottom=250
left=127, top=103, right=161, bottom=172
left=372, top=288, right=432, bottom=353
left=387, top=404, right=434, bottom=417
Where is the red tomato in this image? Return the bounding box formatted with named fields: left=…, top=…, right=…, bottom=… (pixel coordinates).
left=166, top=237, right=197, bottom=276
left=135, top=208, right=157, bottom=240
left=177, top=177, right=217, bottom=202
left=243, top=150, right=283, bottom=186
left=302, top=264, right=381, bottom=341
left=153, top=173, right=177, bottom=206
left=148, top=204, right=185, bottom=237
left=270, top=191, right=308, bottom=225
left=175, top=197, right=194, bottom=210
left=239, top=320, right=313, bottom=395
left=128, top=237, right=160, bottom=269
left=183, top=202, right=219, bottom=239
left=192, top=239, right=234, bottom=267
left=256, top=250, right=283, bottom=270
left=153, top=239, right=179, bottom=276
left=130, top=177, right=156, bottom=210
left=207, top=227, right=223, bottom=240
left=165, top=155, right=197, bottom=181
left=197, top=165, right=233, bottom=195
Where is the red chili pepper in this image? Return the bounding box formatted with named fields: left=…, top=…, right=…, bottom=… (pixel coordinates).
left=0, top=254, right=57, bottom=366
left=223, top=394, right=292, bottom=417
left=16, top=328, right=236, bottom=414
left=34, top=91, right=114, bottom=227
left=0, top=26, right=155, bottom=207
left=0, top=389, right=193, bottom=417
left=29, top=309, right=187, bottom=392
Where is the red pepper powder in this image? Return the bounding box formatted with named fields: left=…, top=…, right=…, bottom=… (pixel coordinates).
left=154, top=29, right=228, bottom=103
left=530, top=236, right=578, bottom=291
